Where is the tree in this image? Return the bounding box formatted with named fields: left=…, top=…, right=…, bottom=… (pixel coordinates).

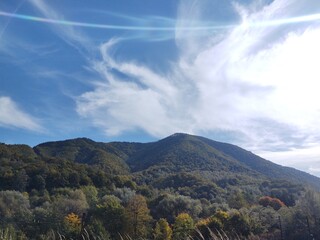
left=298, top=189, right=320, bottom=217
left=0, top=190, right=31, bottom=219
left=259, top=196, right=272, bottom=207
left=172, top=213, right=194, bottom=240
left=86, top=219, right=111, bottom=240
left=154, top=194, right=202, bottom=223
left=226, top=211, right=251, bottom=237
left=196, top=218, right=217, bottom=239
left=50, top=188, right=89, bottom=228
left=205, top=210, right=230, bottom=234
left=13, top=169, right=29, bottom=192
left=81, top=185, right=98, bottom=207
left=113, top=187, right=136, bottom=204
left=270, top=198, right=286, bottom=210
left=228, top=191, right=247, bottom=209
left=30, top=175, right=46, bottom=192
left=154, top=218, right=172, bottom=240
left=124, top=194, right=152, bottom=239
left=64, top=212, right=81, bottom=237
left=0, top=190, right=32, bottom=235
left=259, top=196, right=285, bottom=210
left=94, top=195, right=125, bottom=238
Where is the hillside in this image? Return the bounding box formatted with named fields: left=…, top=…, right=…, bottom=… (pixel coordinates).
left=1, top=133, right=320, bottom=239
left=197, top=135, right=320, bottom=189
left=34, top=137, right=131, bottom=174
left=5, top=133, right=309, bottom=200
left=31, top=133, right=320, bottom=186
left=110, top=133, right=320, bottom=189
left=2, top=133, right=319, bottom=192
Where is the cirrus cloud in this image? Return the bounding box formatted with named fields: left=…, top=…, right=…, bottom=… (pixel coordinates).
left=76, top=0, right=320, bottom=152
left=0, top=96, right=43, bottom=132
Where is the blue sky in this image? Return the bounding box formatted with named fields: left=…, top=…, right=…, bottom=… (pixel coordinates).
left=1, top=0, right=320, bottom=176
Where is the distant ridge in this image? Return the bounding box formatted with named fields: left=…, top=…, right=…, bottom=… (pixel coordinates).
left=32, top=133, right=320, bottom=190
left=1, top=133, right=319, bottom=193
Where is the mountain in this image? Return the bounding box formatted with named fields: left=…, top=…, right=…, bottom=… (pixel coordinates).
left=31, top=133, right=320, bottom=189
left=34, top=137, right=131, bottom=174
left=196, top=134, right=320, bottom=189
left=1, top=133, right=319, bottom=203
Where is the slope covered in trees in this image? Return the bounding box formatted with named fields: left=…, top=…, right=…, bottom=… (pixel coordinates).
left=0, top=133, right=320, bottom=239
left=30, top=133, right=320, bottom=189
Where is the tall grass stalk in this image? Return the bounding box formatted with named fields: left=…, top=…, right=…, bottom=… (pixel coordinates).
left=1, top=227, right=243, bottom=240
left=0, top=228, right=14, bottom=240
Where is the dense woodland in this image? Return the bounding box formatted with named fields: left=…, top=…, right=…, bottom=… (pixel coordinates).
left=1, top=133, right=320, bottom=239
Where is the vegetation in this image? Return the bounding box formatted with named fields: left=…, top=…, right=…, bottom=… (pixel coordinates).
left=0, top=133, right=320, bottom=239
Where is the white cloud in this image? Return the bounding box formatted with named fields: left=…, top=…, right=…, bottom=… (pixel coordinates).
left=77, top=0, right=320, bottom=150
left=0, top=96, right=43, bottom=131
left=24, top=0, right=313, bottom=176
left=259, top=146, right=320, bottom=177
left=76, top=40, right=190, bottom=136
left=77, top=0, right=320, bottom=146
left=6, top=0, right=318, bottom=174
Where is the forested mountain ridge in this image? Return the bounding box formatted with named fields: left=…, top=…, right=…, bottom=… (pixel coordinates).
left=2, top=133, right=319, bottom=189
left=1, top=133, right=320, bottom=239
left=34, top=138, right=131, bottom=174
left=36, top=133, right=320, bottom=188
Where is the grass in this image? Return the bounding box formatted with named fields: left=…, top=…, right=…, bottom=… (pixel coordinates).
left=0, top=227, right=245, bottom=240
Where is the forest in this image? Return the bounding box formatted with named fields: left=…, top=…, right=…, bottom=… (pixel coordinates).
left=1, top=133, right=320, bottom=239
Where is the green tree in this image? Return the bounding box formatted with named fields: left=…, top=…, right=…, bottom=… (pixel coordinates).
left=154, top=194, right=202, bottom=223
left=52, top=189, right=89, bottom=216
left=172, top=213, right=194, bottom=240
left=206, top=210, right=230, bottom=233
left=226, top=211, right=251, bottom=237
left=0, top=191, right=31, bottom=218
left=81, top=185, right=98, bottom=207
left=298, top=189, right=320, bottom=217
left=95, top=195, right=125, bottom=238
left=13, top=169, right=29, bottom=192
left=154, top=218, right=172, bottom=240
left=228, top=191, right=247, bottom=209
left=86, top=219, right=111, bottom=240
left=30, top=175, right=46, bottom=192
left=0, top=191, right=32, bottom=236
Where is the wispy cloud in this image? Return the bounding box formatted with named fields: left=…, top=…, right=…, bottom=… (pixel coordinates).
left=5, top=0, right=320, bottom=171
left=76, top=0, right=320, bottom=154
left=1, top=0, right=320, bottom=174
left=0, top=96, right=43, bottom=132
left=76, top=39, right=187, bottom=136
left=28, top=0, right=92, bottom=53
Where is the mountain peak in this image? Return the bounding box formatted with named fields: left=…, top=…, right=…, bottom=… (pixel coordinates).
left=25, top=133, right=320, bottom=190
left=169, top=133, right=190, bottom=137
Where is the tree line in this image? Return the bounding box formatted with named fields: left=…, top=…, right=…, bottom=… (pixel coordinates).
left=1, top=186, right=320, bottom=239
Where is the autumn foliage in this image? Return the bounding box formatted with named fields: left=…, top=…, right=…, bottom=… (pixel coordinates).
left=259, top=196, right=286, bottom=210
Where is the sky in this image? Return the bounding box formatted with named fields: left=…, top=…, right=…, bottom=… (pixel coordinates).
left=1, top=0, right=320, bottom=177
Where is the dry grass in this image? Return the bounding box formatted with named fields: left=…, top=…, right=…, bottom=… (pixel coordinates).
left=0, top=227, right=245, bottom=240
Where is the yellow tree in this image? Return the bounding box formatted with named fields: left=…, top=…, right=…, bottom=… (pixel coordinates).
left=154, top=218, right=172, bottom=240
left=64, top=212, right=81, bottom=237
left=124, top=194, right=152, bottom=239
